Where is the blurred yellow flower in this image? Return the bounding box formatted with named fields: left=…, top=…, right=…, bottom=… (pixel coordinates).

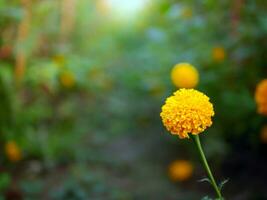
left=212, top=46, right=226, bottom=62
left=168, top=160, right=193, bottom=182
left=260, top=125, right=267, bottom=143
left=60, top=71, right=75, bottom=88
left=160, top=89, right=214, bottom=139
left=255, top=79, right=267, bottom=115
left=171, top=63, right=199, bottom=89
left=53, top=55, right=65, bottom=68
left=5, top=141, right=22, bottom=162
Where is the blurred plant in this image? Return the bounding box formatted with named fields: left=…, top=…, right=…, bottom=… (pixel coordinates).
left=15, top=0, right=32, bottom=84
left=87, top=67, right=114, bottom=91
left=260, top=125, right=267, bottom=144
left=148, top=84, right=165, bottom=98
left=60, top=0, right=77, bottom=44
left=0, top=45, right=12, bottom=59
left=181, top=7, right=192, bottom=19
left=0, top=68, right=13, bottom=133
left=59, top=70, right=76, bottom=89
left=255, top=79, right=267, bottom=116
left=161, top=88, right=223, bottom=199
left=212, top=46, right=226, bottom=62
left=5, top=141, right=22, bottom=162
left=168, top=160, right=193, bottom=182
left=53, top=54, right=66, bottom=68
left=171, top=63, right=199, bottom=89
left=0, top=173, right=11, bottom=191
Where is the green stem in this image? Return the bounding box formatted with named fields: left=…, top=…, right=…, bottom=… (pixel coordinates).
left=193, top=135, right=223, bottom=199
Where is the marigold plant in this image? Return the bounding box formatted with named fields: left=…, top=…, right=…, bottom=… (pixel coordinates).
left=168, top=160, right=193, bottom=182
left=171, top=63, right=199, bottom=89
left=255, top=79, right=267, bottom=115
left=160, top=88, right=224, bottom=199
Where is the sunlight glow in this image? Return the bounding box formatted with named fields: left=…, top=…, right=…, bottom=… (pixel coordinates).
left=104, top=0, right=150, bottom=21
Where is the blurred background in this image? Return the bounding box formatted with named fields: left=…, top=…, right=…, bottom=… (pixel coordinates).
left=0, top=0, right=267, bottom=199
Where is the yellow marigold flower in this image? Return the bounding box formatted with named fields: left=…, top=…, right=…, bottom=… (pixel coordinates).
left=168, top=160, right=193, bottom=182
left=160, top=89, right=214, bottom=139
left=260, top=125, right=267, bottom=143
left=212, top=46, right=226, bottom=62
left=60, top=71, right=75, bottom=88
left=171, top=63, right=199, bottom=89
left=255, top=79, right=267, bottom=115
left=5, top=141, right=22, bottom=162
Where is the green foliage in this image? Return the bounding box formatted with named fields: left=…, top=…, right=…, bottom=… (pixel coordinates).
left=0, top=173, right=11, bottom=191
left=219, top=179, right=229, bottom=192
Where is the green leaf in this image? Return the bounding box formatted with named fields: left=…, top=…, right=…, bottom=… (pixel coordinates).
left=219, top=178, right=229, bottom=191
left=0, top=173, right=11, bottom=190
left=202, top=196, right=213, bottom=200
left=198, top=177, right=211, bottom=184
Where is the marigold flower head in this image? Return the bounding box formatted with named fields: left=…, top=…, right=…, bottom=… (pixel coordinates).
left=255, top=79, right=267, bottom=115
left=171, top=63, right=199, bottom=89
left=60, top=71, right=75, bottom=88
left=5, top=141, right=22, bottom=162
left=160, top=89, right=214, bottom=139
left=168, top=160, right=193, bottom=182
left=212, top=46, right=226, bottom=62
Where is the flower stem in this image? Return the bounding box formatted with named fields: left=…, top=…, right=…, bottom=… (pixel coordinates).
left=193, top=135, right=223, bottom=199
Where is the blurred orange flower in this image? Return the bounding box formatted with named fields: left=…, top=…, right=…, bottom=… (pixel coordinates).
left=5, top=141, right=22, bottom=162
left=60, top=71, right=75, bottom=88
left=212, top=46, right=226, bottom=62
left=160, top=89, right=214, bottom=139
left=255, top=79, right=267, bottom=115
left=168, top=160, right=193, bottom=182
left=171, top=63, right=199, bottom=89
